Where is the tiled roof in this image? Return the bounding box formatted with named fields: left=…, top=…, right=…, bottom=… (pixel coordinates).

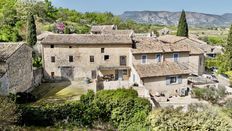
left=134, top=61, right=190, bottom=78
left=42, top=34, right=133, bottom=45
left=37, top=31, right=54, bottom=41
left=90, top=25, right=116, bottom=32
left=158, top=35, right=186, bottom=43
left=158, top=35, right=204, bottom=55
left=0, top=42, right=24, bottom=62
left=132, top=37, right=189, bottom=54
left=102, top=30, right=134, bottom=36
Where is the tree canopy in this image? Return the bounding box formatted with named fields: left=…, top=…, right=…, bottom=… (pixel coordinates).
left=0, top=0, right=162, bottom=42
left=177, top=10, right=189, bottom=37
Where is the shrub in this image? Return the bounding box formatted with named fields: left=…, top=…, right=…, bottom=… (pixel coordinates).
left=18, top=89, right=152, bottom=130
left=19, top=90, right=96, bottom=127
left=0, top=96, right=20, bottom=127
left=192, top=87, right=226, bottom=104
left=199, top=36, right=226, bottom=46
left=14, top=92, right=37, bottom=104
left=148, top=105, right=232, bottom=130
left=94, top=88, right=152, bottom=131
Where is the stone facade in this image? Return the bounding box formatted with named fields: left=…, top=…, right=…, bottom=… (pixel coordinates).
left=41, top=26, right=206, bottom=96
left=189, top=54, right=205, bottom=75
left=0, top=43, right=33, bottom=95
left=42, top=44, right=132, bottom=81
left=142, top=75, right=189, bottom=96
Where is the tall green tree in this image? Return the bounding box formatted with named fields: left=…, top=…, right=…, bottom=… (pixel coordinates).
left=225, top=24, right=232, bottom=70
left=177, top=10, right=189, bottom=37
left=26, top=12, right=37, bottom=46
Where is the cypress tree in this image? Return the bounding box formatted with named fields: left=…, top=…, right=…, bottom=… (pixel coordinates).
left=225, top=24, right=232, bottom=70
left=177, top=10, right=189, bottom=37
left=26, top=12, right=37, bottom=47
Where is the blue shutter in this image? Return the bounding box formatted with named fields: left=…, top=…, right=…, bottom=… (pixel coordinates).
left=166, top=77, right=170, bottom=85
left=178, top=76, right=182, bottom=84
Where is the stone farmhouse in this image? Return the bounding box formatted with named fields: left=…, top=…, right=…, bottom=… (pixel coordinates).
left=41, top=25, right=205, bottom=96
left=0, top=43, right=33, bottom=95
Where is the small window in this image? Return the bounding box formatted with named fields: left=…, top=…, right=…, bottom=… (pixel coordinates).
left=50, top=45, right=54, bottom=48
left=104, top=55, right=109, bottom=61
left=91, top=70, right=96, bottom=79
left=120, top=56, right=127, bottom=66
left=122, top=69, right=127, bottom=75
left=170, top=76, right=177, bottom=84
left=69, top=56, right=73, bottom=62
left=155, top=54, right=161, bottom=62
left=51, top=56, right=55, bottom=62
left=101, top=48, right=105, bottom=53
left=173, top=53, right=179, bottom=62
left=141, top=55, right=147, bottom=64
left=69, top=46, right=72, bottom=48
left=51, top=72, right=54, bottom=78
left=90, top=56, right=94, bottom=62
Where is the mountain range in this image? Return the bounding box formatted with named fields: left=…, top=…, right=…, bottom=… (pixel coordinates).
left=120, top=11, right=232, bottom=27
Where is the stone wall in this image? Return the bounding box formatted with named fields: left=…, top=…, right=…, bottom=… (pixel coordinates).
left=7, top=45, right=33, bottom=94
left=133, top=52, right=189, bottom=65
left=143, top=74, right=188, bottom=96
left=0, top=73, right=9, bottom=95
left=32, top=67, right=43, bottom=88
left=189, top=54, right=205, bottom=76
left=43, top=44, right=131, bottom=80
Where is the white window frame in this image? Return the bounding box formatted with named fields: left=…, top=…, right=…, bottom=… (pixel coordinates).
left=155, top=54, right=161, bottom=62
left=173, top=53, right=179, bottom=62
left=141, top=55, right=147, bottom=64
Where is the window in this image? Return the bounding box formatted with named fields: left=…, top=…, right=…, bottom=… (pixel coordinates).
left=122, top=69, right=127, bottom=75
left=120, top=56, right=127, bottom=66
left=51, top=72, right=54, bottom=78
left=90, top=56, right=94, bottom=62
left=170, top=77, right=177, bottom=84
left=166, top=76, right=182, bottom=85
left=69, top=56, right=73, bottom=62
left=101, top=48, right=105, bottom=53
left=51, top=56, right=55, bottom=62
left=155, top=54, right=161, bottom=62
left=141, top=55, right=147, bottom=64
left=50, top=45, right=54, bottom=48
left=173, top=53, right=179, bottom=62
left=104, top=55, right=109, bottom=61
left=91, top=70, right=96, bottom=79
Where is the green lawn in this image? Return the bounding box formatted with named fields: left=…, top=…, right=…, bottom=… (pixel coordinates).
left=31, top=81, right=87, bottom=105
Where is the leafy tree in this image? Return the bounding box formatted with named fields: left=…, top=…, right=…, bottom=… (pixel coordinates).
left=26, top=12, right=37, bottom=46
left=177, top=10, right=189, bottom=37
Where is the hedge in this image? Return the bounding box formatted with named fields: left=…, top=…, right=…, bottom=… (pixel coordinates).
left=18, top=89, right=152, bottom=130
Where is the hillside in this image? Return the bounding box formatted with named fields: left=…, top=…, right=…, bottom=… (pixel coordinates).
left=120, top=11, right=232, bottom=27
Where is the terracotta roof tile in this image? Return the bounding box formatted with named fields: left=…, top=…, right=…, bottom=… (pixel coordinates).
left=42, top=34, right=133, bottom=45
left=134, top=61, right=190, bottom=78
left=158, top=35, right=204, bottom=55
left=132, top=37, right=189, bottom=54
left=90, top=25, right=116, bottom=32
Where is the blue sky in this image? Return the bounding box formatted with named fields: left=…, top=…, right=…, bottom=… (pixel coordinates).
left=52, top=0, right=232, bottom=15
